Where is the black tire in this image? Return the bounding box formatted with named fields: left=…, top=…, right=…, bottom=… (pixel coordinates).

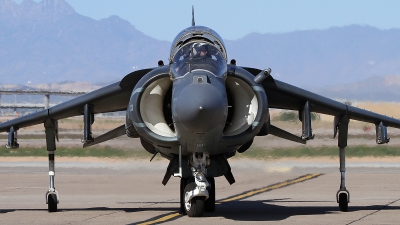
left=338, top=193, right=348, bottom=212
left=180, top=178, right=188, bottom=213
left=184, top=182, right=205, bottom=217
left=47, top=193, right=58, bottom=212
left=204, top=177, right=215, bottom=212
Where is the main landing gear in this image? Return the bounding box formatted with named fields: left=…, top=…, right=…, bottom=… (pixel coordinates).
left=180, top=152, right=215, bottom=217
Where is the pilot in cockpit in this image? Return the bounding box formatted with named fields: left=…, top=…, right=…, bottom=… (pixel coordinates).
left=172, top=41, right=226, bottom=77
left=192, top=43, right=208, bottom=58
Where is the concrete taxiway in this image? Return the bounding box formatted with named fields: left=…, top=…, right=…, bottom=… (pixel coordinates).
left=1, top=158, right=400, bottom=224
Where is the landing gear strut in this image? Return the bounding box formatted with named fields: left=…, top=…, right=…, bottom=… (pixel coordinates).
left=337, top=148, right=350, bottom=212
left=44, top=119, right=59, bottom=212
left=335, top=115, right=350, bottom=212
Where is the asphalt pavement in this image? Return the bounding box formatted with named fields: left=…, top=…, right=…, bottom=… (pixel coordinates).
left=1, top=158, right=400, bottom=224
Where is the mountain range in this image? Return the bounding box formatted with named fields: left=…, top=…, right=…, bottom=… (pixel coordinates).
left=1, top=0, right=400, bottom=101
left=0, top=0, right=170, bottom=84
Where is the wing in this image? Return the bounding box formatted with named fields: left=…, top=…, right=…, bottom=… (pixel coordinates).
left=0, top=68, right=153, bottom=133
left=242, top=67, right=400, bottom=129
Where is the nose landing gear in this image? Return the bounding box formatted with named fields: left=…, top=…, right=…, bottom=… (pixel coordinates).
left=180, top=152, right=216, bottom=217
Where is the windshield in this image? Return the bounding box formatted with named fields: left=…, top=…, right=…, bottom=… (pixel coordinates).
left=171, top=41, right=227, bottom=78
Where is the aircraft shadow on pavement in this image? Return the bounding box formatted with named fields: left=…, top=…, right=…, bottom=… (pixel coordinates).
left=206, top=199, right=400, bottom=222
left=0, top=206, right=177, bottom=214
left=2, top=199, right=400, bottom=222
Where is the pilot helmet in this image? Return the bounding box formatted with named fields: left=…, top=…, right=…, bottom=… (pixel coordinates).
left=192, top=43, right=207, bottom=56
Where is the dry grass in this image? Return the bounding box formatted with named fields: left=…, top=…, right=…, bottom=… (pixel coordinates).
left=355, top=102, right=400, bottom=118
left=58, top=117, right=125, bottom=130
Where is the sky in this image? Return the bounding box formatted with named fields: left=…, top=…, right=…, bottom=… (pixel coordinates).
left=12, top=0, right=400, bottom=41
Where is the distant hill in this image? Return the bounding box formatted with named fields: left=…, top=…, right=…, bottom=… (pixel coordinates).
left=226, top=25, right=400, bottom=88
left=1, top=0, right=400, bottom=99
left=0, top=0, right=170, bottom=84
left=310, top=74, right=400, bottom=102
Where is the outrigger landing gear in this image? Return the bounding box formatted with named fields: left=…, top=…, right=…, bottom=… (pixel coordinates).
left=44, top=119, right=59, bottom=212
left=337, top=148, right=350, bottom=212
left=335, top=115, right=350, bottom=212
left=183, top=152, right=210, bottom=217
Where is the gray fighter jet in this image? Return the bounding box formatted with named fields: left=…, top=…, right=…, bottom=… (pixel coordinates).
left=1, top=9, right=399, bottom=217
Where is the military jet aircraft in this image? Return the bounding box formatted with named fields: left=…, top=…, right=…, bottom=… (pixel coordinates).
left=1, top=9, right=400, bottom=217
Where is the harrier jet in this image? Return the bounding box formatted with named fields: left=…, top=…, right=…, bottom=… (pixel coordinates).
left=1, top=9, right=399, bottom=217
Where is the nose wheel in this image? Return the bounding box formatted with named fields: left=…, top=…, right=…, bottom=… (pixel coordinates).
left=184, top=182, right=205, bottom=217
left=180, top=177, right=215, bottom=215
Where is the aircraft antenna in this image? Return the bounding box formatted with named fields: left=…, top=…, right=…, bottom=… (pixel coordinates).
left=192, top=6, right=195, bottom=26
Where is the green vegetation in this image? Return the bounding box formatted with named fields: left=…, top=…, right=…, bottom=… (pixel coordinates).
left=1, top=145, right=400, bottom=159
left=276, top=110, right=298, bottom=122
left=273, top=110, right=320, bottom=122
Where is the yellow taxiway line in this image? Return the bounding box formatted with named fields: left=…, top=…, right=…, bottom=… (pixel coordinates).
left=137, top=173, right=322, bottom=225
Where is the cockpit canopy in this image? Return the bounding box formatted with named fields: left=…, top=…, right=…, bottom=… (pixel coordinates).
left=171, top=41, right=227, bottom=78
left=169, top=26, right=228, bottom=78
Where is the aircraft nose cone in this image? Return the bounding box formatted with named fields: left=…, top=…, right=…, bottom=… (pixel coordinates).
left=174, top=84, right=227, bottom=132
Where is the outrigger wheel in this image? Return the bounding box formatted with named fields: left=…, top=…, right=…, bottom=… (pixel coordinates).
left=47, top=193, right=58, bottom=212
left=338, top=192, right=349, bottom=212
left=184, top=182, right=205, bottom=217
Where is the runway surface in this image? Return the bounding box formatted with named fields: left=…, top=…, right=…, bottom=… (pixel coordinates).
left=1, top=158, right=400, bottom=224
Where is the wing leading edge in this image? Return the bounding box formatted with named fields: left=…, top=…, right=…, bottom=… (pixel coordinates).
left=0, top=68, right=153, bottom=133
left=243, top=67, right=400, bottom=129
